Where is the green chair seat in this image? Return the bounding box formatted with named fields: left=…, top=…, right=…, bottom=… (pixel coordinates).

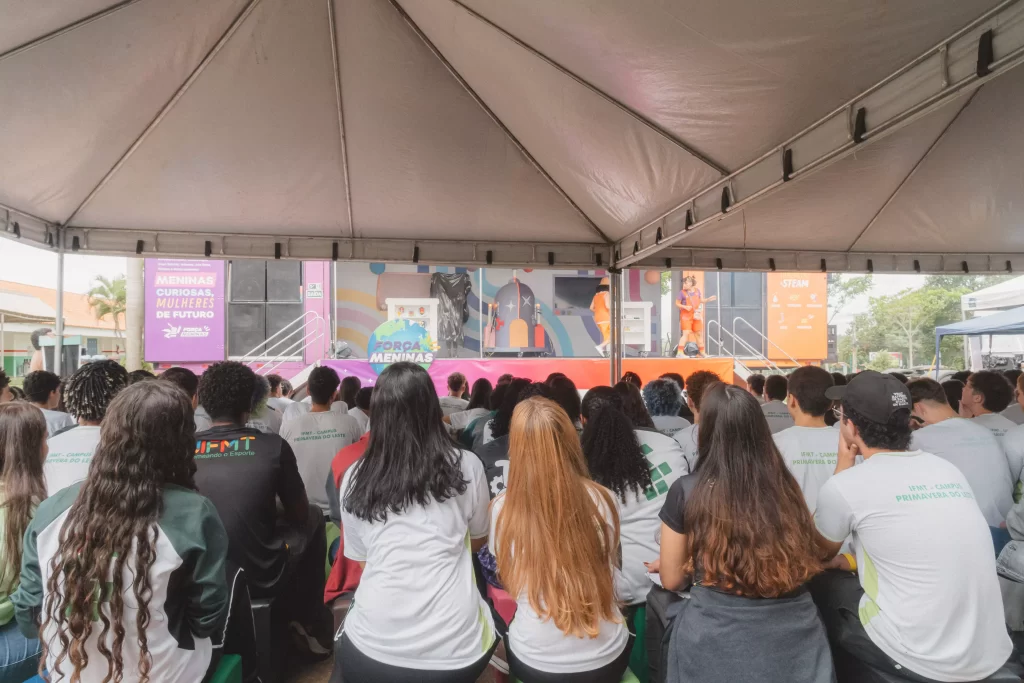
left=208, top=654, right=242, bottom=683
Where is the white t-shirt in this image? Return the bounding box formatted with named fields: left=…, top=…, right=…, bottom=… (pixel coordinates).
left=973, top=411, right=1017, bottom=440
left=341, top=450, right=495, bottom=669
left=1001, top=424, right=1024, bottom=504
left=1002, top=402, right=1024, bottom=426
left=194, top=405, right=213, bottom=433
left=348, top=407, right=370, bottom=434
left=44, top=426, right=102, bottom=496
left=650, top=414, right=691, bottom=438
left=772, top=426, right=838, bottom=513
left=672, top=424, right=699, bottom=473
left=280, top=410, right=361, bottom=513
left=438, top=396, right=469, bottom=416
left=282, top=400, right=348, bottom=426
left=912, top=418, right=1014, bottom=527
left=267, top=396, right=293, bottom=413
left=246, top=404, right=282, bottom=435
left=449, top=407, right=490, bottom=431
left=617, top=429, right=687, bottom=604
left=760, top=400, right=795, bottom=433
left=37, top=407, right=75, bottom=437
left=815, top=451, right=1011, bottom=681
left=490, top=490, right=628, bottom=674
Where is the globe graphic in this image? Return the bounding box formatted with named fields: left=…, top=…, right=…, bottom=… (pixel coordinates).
left=367, top=319, right=436, bottom=375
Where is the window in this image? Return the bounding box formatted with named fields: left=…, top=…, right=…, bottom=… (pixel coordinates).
left=228, top=261, right=303, bottom=356
left=86, top=338, right=99, bottom=356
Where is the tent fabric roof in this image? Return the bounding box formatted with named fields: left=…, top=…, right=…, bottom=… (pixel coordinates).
left=961, top=275, right=1024, bottom=312
left=2, top=0, right=1024, bottom=271
left=936, top=305, right=1024, bottom=338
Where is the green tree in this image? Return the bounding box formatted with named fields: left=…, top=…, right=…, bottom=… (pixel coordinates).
left=867, top=350, right=897, bottom=372
left=661, top=271, right=672, bottom=296
left=87, top=275, right=127, bottom=339
left=828, top=274, right=872, bottom=324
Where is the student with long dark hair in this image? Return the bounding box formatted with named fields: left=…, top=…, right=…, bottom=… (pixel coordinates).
left=333, top=363, right=497, bottom=682
left=13, top=381, right=230, bottom=682
left=446, top=378, right=493, bottom=433
left=655, top=383, right=833, bottom=683
left=477, top=381, right=547, bottom=499
left=614, top=382, right=656, bottom=430
left=494, top=397, right=630, bottom=682
left=0, top=403, right=47, bottom=679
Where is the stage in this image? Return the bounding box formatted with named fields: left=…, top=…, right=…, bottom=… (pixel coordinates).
left=322, top=357, right=735, bottom=394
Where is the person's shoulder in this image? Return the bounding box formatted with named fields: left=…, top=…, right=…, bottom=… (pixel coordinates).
left=458, top=448, right=486, bottom=476
left=772, top=425, right=798, bottom=442
left=32, top=482, right=83, bottom=532
left=1005, top=422, right=1024, bottom=443
left=673, top=423, right=698, bottom=447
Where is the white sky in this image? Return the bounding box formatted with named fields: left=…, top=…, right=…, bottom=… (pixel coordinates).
left=2, top=239, right=128, bottom=294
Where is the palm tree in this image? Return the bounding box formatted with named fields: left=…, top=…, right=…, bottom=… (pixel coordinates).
left=87, top=275, right=127, bottom=339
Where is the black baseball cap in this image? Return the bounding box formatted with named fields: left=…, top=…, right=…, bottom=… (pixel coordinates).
left=825, top=370, right=912, bottom=424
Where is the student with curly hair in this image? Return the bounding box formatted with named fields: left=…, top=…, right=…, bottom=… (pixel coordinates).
left=672, top=370, right=721, bottom=471
left=23, top=370, right=75, bottom=436
left=643, top=378, right=690, bottom=437
left=13, top=381, right=230, bottom=682
left=0, top=403, right=48, bottom=679
left=655, top=383, right=832, bottom=683
left=195, top=361, right=331, bottom=657
left=44, top=360, right=129, bottom=496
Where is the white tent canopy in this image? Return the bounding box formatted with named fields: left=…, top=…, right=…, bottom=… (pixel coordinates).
left=3, top=0, right=1024, bottom=271
left=962, top=275, right=1024, bottom=312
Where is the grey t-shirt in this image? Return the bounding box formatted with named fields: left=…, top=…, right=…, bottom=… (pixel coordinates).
left=760, top=400, right=795, bottom=434
left=38, top=408, right=75, bottom=437
left=912, top=418, right=1014, bottom=527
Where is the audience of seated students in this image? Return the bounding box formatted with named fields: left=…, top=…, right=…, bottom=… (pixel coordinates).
left=280, top=366, right=361, bottom=515
left=547, top=376, right=583, bottom=431
left=446, top=378, right=493, bottom=432
left=23, top=370, right=75, bottom=436
left=0, top=403, right=47, bottom=679
left=746, top=373, right=766, bottom=404
left=654, top=382, right=834, bottom=683
left=582, top=389, right=685, bottom=608
left=439, top=372, right=470, bottom=416
left=672, top=370, right=721, bottom=471
left=1001, top=372, right=1024, bottom=504
left=127, top=368, right=156, bottom=384
left=462, top=381, right=510, bottom=451
left=813, top=371, right=1013, bottom=682
left=332, top=362, right=497, bottom=682
left=44, top=360, right=129, bottom=496
left=14, top=381, right=231, bottom=682
left=644, top=378, right=691, bottom=437
left=246, top=375, right=283, bottom=435
left=158, top=366, right=211, bottom=431
left=761, top=374, right=796, bottom=433
left=773, top=366, right=838, bottom=512
left=265, top=373, right=293, bottom=413
left=476, top=381, right=547, bottom=499
left=194, top=361, right=331, bottom=657
left=348, top=387, right=372, bottom=434
left=908, top=377, right=1014, bottom=527
left=659, top=372, right=695, bottom=422
left=0, top=371, right=13, bottom=404
left=493, top=396, right=631, bottom=683
left=960, top=370, right=1017, bottom=442
left=621, top=371, right=642, bottom=389
left=1002, top=369, right=1024, bottom=425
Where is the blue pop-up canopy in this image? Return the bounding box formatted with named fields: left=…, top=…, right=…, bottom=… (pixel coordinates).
left=935, top=305, right=1024, bottom=375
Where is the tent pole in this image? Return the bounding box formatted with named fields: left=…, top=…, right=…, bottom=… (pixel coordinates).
left=54, top=229, right=65, bottom=376
left=0, top=313, right=5, bottom=376
left=610, top=270, right=623, bottom=384
left=478, top=268, right=484, bottom=359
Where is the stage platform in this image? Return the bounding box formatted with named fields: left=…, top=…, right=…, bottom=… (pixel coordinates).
left=322, top=357, right=735, bottom=394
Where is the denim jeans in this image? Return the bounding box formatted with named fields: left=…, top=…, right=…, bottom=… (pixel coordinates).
left=0, top=619, right=41, bottom=683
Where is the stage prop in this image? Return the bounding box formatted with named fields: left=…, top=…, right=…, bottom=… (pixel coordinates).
left=430, top=273, right=471, bottom=358
left=323, top=357, right=734, bottom=396
left=621, top=301, right=654, bottom=356
left=385, top=298, right=439, bottom=346
left=485, top=275, right=547, bottom=356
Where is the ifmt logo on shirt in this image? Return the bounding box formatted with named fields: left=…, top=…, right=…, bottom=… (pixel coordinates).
left=195, top=436, right=257, bottom=459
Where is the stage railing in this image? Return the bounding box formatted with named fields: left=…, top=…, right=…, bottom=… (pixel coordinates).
left=706, top=319, right=783, bottom=374
left=237, top=311, right=326, bottom=376
left=732, top=317, right=802, bottom=368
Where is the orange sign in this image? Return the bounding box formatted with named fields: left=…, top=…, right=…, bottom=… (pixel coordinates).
left=766, top=273, right=827, bottom=361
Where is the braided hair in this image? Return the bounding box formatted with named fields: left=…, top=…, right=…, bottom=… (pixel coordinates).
left=62, top=360, right=130, bottom=423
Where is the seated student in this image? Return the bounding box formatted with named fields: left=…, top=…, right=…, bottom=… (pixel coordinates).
left=0, top=403, right=47, bottom=680
left=654, top=383, right=833, bottom=683
left=246, top=375, right=283, bottom=434
left=0, top=371, right=12, bottom=404
left=1002, top=372, right=1024, bottom=502
left=547, top=376, right=583, bottom=431
left=659, top=372, right=695, bottom=422
left=746, top=373, right=766, bottom=404
left=446, top=378, right=493, bottom=432
left=476, top=382, right=549, bottom=499
left=813, top=371, right=1012, bottom=683
left=348, top=387, right=372, bottom=434
left=13, top=381, right=231, bottom=682
left=44, top=360, right=129, bottom=496
left=583, top=391, right=684, bottom=607
left=280, top=366, right=361, bottom=515
left=1002, top=369, right=1024, bottom=425
left=960, top=370, right=1017, bottom=438
left=621, top=371, right=642, bottom=389
left=127, top=368, right=156, bottom=384
left=461, top=381, right=511, bottom=451
left=825, top=373, right=848, bottom=426
left=672, top=370, right=721, bottom=471
left=908, top=377, right=1014, bottom=527
left=773, top=366, right=838, bottom=512
left=194, top=361, right=331, bottom=656
left=23, top=370, right=75, bottom=436
left=614, top=380, right=688, bottom=479
left=158, top=366, right=211, bottom=432
left=339, top=376, right=360, bottom=413
left=332, top=363, right=497, bottom=682
left=324, top=433, right=369, bottom=606
left=761, top=374, right=795, bottom=433
left=265, top=373, right=293, bottom=413
left=643, top=378, right=691, bottom=437
left=439, top=372, right=470, bottom=416
left=493, top=396, right=630, bottom=683
left=943, top=378, right=965, bottom=414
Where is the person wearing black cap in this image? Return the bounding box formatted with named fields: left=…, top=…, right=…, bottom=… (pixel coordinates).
left=812, top=371, right=1011, bottom=682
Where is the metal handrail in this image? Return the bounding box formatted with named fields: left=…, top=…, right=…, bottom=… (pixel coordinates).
left=238, top=311, right=326, bottom=374
left=732, top=317, right=802, bottom=367
left=706, top=319, right=783, bottom=374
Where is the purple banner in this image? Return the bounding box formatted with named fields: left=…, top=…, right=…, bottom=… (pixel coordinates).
left=144, top=259, right=225, bottom=363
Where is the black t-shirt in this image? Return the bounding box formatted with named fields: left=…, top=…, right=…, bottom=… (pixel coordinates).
left=194, top=425, right=307, bottom=591
left=658, top=473, right=698, bottom=535
left=474, top=435, right=509, bottom=499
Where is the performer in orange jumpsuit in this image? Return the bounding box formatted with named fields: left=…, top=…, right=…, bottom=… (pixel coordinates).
left=676, top=276, right=716, bottom=355
left=590, top=276, right=611, bottom=357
